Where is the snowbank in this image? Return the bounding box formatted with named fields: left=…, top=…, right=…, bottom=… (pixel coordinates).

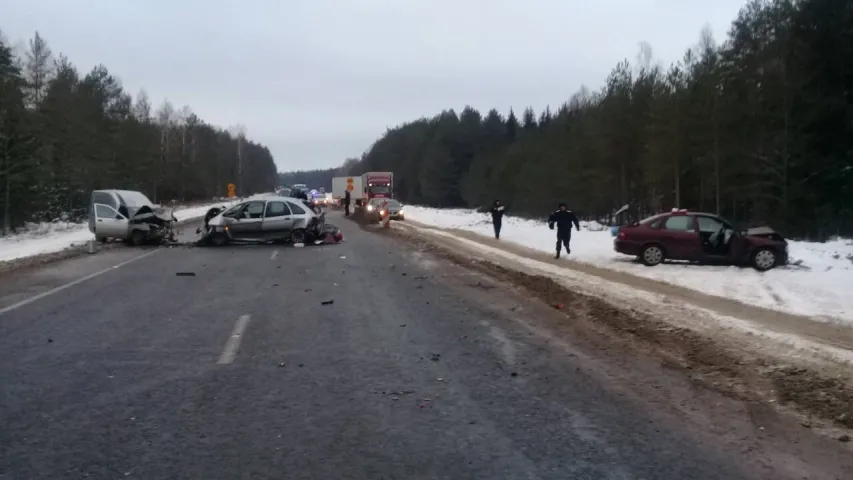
left=0, top=198, right=248, bottom=264
left=403, top=206, right=853, bottom=323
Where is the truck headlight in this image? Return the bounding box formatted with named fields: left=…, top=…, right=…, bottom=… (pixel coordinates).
left=367, top=205, right=374, bottom=211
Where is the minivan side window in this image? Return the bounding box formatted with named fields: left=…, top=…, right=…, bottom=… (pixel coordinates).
left=93, top=192, right=117, bottom=209
left=663, top=215, right=695, bottom=232
left=95, top=205, right=120, bottom=219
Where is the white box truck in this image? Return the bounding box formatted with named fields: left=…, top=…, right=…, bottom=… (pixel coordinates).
left=332, top=176, right=364, bottom=206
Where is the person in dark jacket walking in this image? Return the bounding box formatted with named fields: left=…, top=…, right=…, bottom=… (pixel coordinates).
left=343, top=190, right=351, bottom=216
left=548, top=203, right=580, bottom=258
left=491, top=200, right=506, bottom=239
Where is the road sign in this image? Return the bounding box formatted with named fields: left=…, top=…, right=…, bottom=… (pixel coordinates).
left=227, top=183, right=236, bottom=198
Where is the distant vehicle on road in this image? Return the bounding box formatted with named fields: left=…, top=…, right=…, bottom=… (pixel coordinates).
left=614, top=209, right=788, bottom=271
left=88, top=189, right=177, bottom=245
left=365, top=198, right=405, bottom=222
left=198, top=195, right=342, bottom=246
left=309, top=191, right=327, bottom=207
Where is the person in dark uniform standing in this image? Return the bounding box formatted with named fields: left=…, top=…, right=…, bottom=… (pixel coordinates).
left=343, top=189, right=351, bottom=216
left=491, top=200, right=506, bottom=239
left=548, top=203, right=580, bottom=258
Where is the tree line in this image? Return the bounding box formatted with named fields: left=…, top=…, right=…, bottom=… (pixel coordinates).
left=0, top=30, right=278, bottom=235
left=333, top=0, right=851, bottom=240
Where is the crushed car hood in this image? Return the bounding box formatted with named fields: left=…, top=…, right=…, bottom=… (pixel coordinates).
left=131, top=205, right=177, bottom=224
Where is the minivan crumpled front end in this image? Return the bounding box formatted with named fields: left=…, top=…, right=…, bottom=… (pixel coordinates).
left=130, top=205, right=178, bottom=242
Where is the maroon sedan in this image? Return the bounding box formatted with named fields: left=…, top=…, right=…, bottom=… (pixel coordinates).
left=614, top=210, right=788, bottom=271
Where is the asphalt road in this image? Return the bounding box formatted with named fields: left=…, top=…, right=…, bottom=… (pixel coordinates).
left=0, top=214, right=837, bottom=479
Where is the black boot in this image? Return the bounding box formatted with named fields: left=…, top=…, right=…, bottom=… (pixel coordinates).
left=555, top=251, right=560, bottom=259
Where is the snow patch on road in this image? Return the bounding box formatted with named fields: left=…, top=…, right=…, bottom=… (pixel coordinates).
left=404, top=206, right=853, bottom=324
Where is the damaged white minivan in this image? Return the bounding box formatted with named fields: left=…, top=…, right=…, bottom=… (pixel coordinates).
left=88, top=189, right=178, bottom=245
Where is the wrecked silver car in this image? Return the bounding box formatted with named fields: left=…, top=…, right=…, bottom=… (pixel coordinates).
left=88, top=189, right=177, bottom=245
left=197, top=195, right=343, bottom=246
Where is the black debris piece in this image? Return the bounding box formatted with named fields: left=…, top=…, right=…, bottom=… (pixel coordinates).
left=176, top=272, right=196, bottom=276
left=321, top=300, right=334, bottom=305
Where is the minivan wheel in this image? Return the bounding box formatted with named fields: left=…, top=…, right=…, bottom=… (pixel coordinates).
left=130, top=230, right=146, bottom=246
left=751, top=247, right=777, bottom=271
left=640, top=244, right=665, bottom=266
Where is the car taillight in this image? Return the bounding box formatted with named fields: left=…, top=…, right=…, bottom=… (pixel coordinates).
left=617, top=231, right=626, bottom=239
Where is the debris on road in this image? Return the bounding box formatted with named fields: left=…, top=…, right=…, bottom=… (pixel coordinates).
left=430, top=353, right=440, bottom=362
left=321, top=300, right=334, bottom=305
left=175, top=272, right=196, bottom=277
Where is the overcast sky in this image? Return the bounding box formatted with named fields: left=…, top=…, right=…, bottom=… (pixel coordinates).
left=1, top=0, right=746, bottom=172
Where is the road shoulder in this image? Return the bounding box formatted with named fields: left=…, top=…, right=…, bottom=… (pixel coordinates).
left=373, top=217, right=853, bottom=446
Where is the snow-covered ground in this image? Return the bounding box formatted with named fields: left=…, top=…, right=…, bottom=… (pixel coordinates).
left=0, top=199, right=245, bottom=264
left=403, top=206, right=853, bottom=324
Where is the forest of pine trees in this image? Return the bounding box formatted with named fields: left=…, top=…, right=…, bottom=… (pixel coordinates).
left=0, top=30, right=278, bottom=235
left=337, top=0, right=851, bottom=240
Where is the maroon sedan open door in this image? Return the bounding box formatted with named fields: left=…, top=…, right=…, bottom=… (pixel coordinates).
left=659, top=215, right=701, bottom=260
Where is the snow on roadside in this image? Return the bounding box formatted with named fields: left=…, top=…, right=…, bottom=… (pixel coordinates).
left=403, top=206, right=853, bottom=324
left=420, top=228, right=853, bottom=366
left=0, top=197, right=256, bottom=264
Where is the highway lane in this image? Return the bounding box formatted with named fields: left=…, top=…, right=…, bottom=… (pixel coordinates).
left=0, top=215, right=841, bottom=479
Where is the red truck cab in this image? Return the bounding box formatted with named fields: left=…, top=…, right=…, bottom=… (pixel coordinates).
left=361, top=172, right=394, bottom=201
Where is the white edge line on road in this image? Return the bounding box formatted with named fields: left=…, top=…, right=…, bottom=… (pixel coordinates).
left=0, top=249, right=163, bottom=317
left=270, top=249, right=279, bottom=260
left=217, top=314, right=252, bottom=365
